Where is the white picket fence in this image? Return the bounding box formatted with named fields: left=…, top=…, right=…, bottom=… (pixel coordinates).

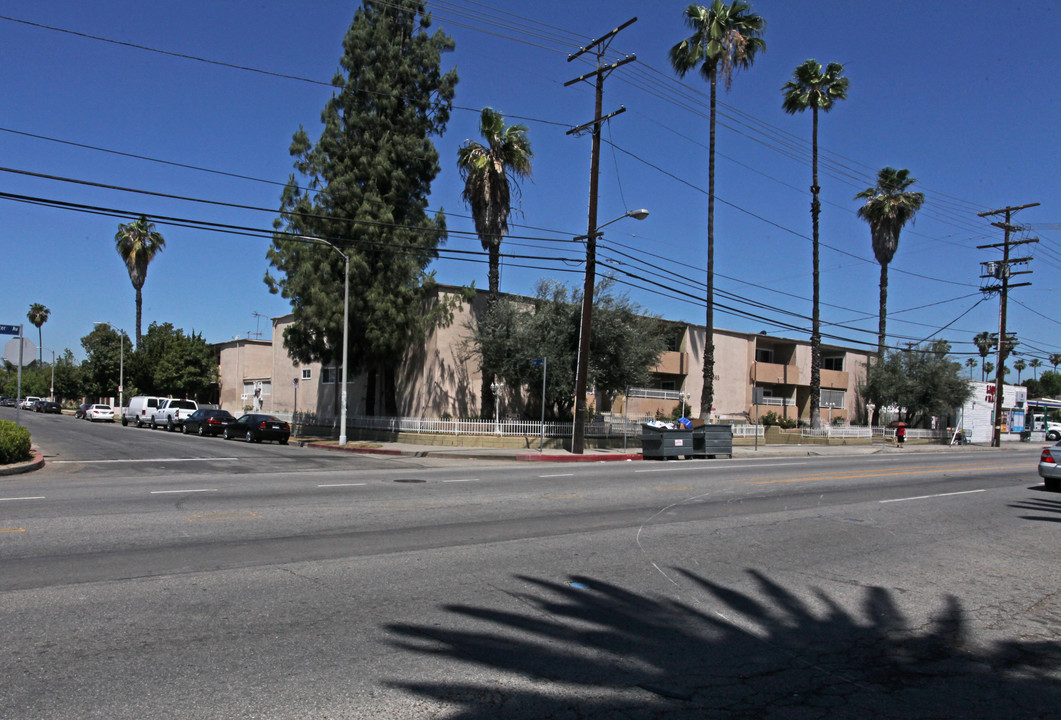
left=801, top=425, right=944, bottom=440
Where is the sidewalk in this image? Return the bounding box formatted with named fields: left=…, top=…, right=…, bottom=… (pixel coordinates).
left=304, top=438, right=1040, bottom=463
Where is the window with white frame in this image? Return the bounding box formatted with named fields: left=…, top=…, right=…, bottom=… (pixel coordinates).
left=302, top=368, right=312, bottom=380
left=820, top=389, right=845, bottom=408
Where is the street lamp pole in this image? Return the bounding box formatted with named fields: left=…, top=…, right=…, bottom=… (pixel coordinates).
left=300, top=236, right=350, bottom=446
left=571, top=209, right=648, bottom=454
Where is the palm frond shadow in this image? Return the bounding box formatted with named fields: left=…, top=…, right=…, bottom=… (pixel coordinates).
left=386, top=569, right=1060, bottom=718
left=1010, top=495, right=1061, bottom=523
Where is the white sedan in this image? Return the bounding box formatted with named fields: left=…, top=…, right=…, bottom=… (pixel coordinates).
left=85, top=404, right=115, bottom=422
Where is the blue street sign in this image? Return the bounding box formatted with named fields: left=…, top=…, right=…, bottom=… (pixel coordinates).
left=532, top=358, right=544, bottom=367
left=0, top=324, right=20, bottom=335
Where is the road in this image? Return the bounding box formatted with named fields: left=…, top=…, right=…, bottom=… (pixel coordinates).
left=1, top=408, right=1059, bottom=718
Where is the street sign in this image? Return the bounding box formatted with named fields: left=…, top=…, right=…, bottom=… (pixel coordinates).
left=0, top=324, right=19, bottom=335
left=3, top=337, right=35, bottom=366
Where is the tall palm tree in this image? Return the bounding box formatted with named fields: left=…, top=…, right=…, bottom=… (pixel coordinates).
left=856, top=167, right=924, bottom=358
left=26, top=303, right=50, bottom=364
left=1014, top=358, right=1027, bottom=383
left=782, top=59, right=848, bottom=429
left=457, top=107, right=533, bottom=419
left=1051, top=353, right=1061, bottom=374
left=1030, top=358, right=1042, bottom=379
left=983, top=361, right=994, bottom=380
left=669, top=1, right=765, bottom=420
left=973, top=331, right=995, bottom=381
left=965, top=357, right=977, bottom=379
left=114, top=215, right=166, bottom=347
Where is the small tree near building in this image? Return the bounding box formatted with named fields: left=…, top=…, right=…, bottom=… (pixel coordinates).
left=863, top=340, right=972, bottom=428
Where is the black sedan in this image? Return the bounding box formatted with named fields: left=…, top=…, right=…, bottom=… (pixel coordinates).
left=182, top=408, right=236, bottom=437
left=39, top=401, right=62, bottom=414
left=222, top=414, right=290, bottom=444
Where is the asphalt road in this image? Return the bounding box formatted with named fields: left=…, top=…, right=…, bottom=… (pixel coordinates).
left=1, top=408, right=1059, bottom=718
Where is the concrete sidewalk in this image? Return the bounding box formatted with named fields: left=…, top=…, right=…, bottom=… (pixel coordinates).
left=304, top=438, right=1042, bottom=463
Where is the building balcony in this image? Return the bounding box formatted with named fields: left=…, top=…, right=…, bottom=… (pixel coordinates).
left=754, top=361, right=797, bottom=385
left=653, top=351, right=689, bottom=376
left=821, top=368, right=849, bottom=389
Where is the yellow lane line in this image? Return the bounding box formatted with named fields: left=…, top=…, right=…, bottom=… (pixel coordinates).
left=0, top=528, right=27, bottom=533
left=746, top=464, right=1026, bottom=485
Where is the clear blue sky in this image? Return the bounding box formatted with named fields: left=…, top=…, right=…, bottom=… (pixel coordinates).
left=2, top=0, right=1058, bottom=375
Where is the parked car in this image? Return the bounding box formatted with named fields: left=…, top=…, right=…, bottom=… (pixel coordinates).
left=74, top=402, right=92, bottom=419
left=122, top=395, right=163, bottom=427
left=151, top=398, right=199, bottom=430
left=222, top=414, right=290, bottom=444
left=1038, top=443, right=1061, bottom=491
left=0, top=397, right=13, bottom=407
left=86, top=404, right=115, bottom=422
left=39, top=401, right=62, bottom=414
left=182, top=408, right=236, bottom=437
left=20, top=396, right=41, bottom=410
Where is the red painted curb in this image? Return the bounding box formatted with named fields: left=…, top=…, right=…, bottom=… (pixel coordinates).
left=0, top=448, right=45, bottom=477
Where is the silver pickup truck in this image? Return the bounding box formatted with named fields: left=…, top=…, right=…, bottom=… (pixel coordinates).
left=150, top=398, right=199, bottom=431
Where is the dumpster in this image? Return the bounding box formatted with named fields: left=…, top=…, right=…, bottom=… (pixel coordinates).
left=692, top=424, right=733, bottom=458
left=641, top=424, right=694, bottom=460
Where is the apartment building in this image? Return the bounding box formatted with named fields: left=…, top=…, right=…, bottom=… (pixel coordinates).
left=215, top=287, right=871, bottom=424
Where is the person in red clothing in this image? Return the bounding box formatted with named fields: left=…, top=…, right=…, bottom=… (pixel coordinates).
left=896, top=422, right=907, bottom=448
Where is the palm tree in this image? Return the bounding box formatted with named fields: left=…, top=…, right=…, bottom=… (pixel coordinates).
left=1030, top=358, right=1042, bottom=379
left=983, top=361, right=994, bottom=379
left=782, top=59, right=848, bottom=429
left=965, top=357, right=977, bottom=379
left=1014, top=358, right=1027, bottom=383
left=669, top=0, right=765, bottom=419
left=856, top=168, right=924, bottom=359
left=1051, top=353, right=1061, bottom=374
left=973, top=331, right=995, bottom=381
left=114, top=215, right=166, bottom=347
left=26, top=303, right=50, bottom=364
left=457, top=107, right=533, bottom=419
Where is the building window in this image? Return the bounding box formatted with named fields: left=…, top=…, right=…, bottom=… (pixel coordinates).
left=302, top=368, right=312, bottom=380
left=823, top=356, right=844, bottom=371
left=820, top=389, right=845, bottom=408
left=660, top=380, right=676, bottom=392
left=755, top=348, right=774, bottom=363
left=321, top=367, right=336, bottom=384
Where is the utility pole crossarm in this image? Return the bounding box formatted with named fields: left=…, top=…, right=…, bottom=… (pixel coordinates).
left=567, top=17, right=637, bottom=61
left=564, top=55, right=638, bottom=87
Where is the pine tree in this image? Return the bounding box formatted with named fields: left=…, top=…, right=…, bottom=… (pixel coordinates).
left=266, top=0, right=458, bottom=416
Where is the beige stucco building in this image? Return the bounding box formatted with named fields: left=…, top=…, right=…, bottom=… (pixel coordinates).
left=215, top=286, right=870, bottom=424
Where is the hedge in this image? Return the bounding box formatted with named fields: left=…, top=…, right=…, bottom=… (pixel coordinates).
left=0, top=419, right=31, bottom=464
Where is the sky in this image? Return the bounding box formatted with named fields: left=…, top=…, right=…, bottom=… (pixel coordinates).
left=1, top=0, right=1059, bottom=377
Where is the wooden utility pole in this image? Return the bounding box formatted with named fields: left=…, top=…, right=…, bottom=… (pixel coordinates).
left=977, top=203, right=1038, bottom=447
left=565, top=18, right=636, bottom=455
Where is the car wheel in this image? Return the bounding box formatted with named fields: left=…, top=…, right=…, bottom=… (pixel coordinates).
left=181, top=423, right=189, bottom=434
left=121, top=416, right=128, bottom=426
left=1046, top=477, right=1060, bottom=492
left=167, top=418, right=175, bottom=432
left=280, top=437, right=289, bottom=445
left=223, top=428, right=232, bottom=440
left=197, top=425, right=205, bottom=437
left=1048, top=431, right=1059, bottom=442
left=245, top=430, right=255, bottom=443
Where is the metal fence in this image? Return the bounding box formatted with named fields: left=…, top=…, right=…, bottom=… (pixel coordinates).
left=801, top=425, right=945, bottom=440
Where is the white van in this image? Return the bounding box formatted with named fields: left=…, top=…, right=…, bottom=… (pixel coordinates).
left=122, top=396, right=163, bottom=427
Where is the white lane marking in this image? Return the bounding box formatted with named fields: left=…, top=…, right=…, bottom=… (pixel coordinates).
left=635, top=468, right=684, bottom=473
left=539, top=473, right=574, bottom=478
left=0, top=496, right=46, bottom=502
left=318, top=483, right=367, bottom=487
left=150, top=489, right=218, bottom=495
left=50, top=457, right=240, bottom=464
left=443, top=478, right=479, bottom=483
left=880, top=489, right=986, bottom=504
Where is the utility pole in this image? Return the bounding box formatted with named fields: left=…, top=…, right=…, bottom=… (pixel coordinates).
left=565, top=17, right=637, bottom=455
left=977, top=203, right=1039, bottom=448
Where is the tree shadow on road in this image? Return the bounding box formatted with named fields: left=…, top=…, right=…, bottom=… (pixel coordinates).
left=1011, top=494, right=1061, bottom=523
left=386, top=569, right=1060, bottom=718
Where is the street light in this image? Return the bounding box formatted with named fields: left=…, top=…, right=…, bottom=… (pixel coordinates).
left=94, top=322, right=124, bottom=409
left=571, top=208, right=649, bottom=454
left=300, top=235, right=350, bottom=446
left=490, top=379, right=504, bottom=434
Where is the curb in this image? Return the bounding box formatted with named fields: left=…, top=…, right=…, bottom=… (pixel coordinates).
left=514, top=452, right=643, bottom=462
left=304, top=441, right=641, bottom=462
left=0, top=448, right=45, bottom=477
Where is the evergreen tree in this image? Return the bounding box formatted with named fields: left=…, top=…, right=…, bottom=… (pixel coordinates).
left=266, top=0, right=458, bottom=417
left=863, top=341, right=971, bottom=427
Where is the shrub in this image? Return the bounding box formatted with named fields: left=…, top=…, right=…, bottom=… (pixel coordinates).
left=0, top=420, right=31, bottom=464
